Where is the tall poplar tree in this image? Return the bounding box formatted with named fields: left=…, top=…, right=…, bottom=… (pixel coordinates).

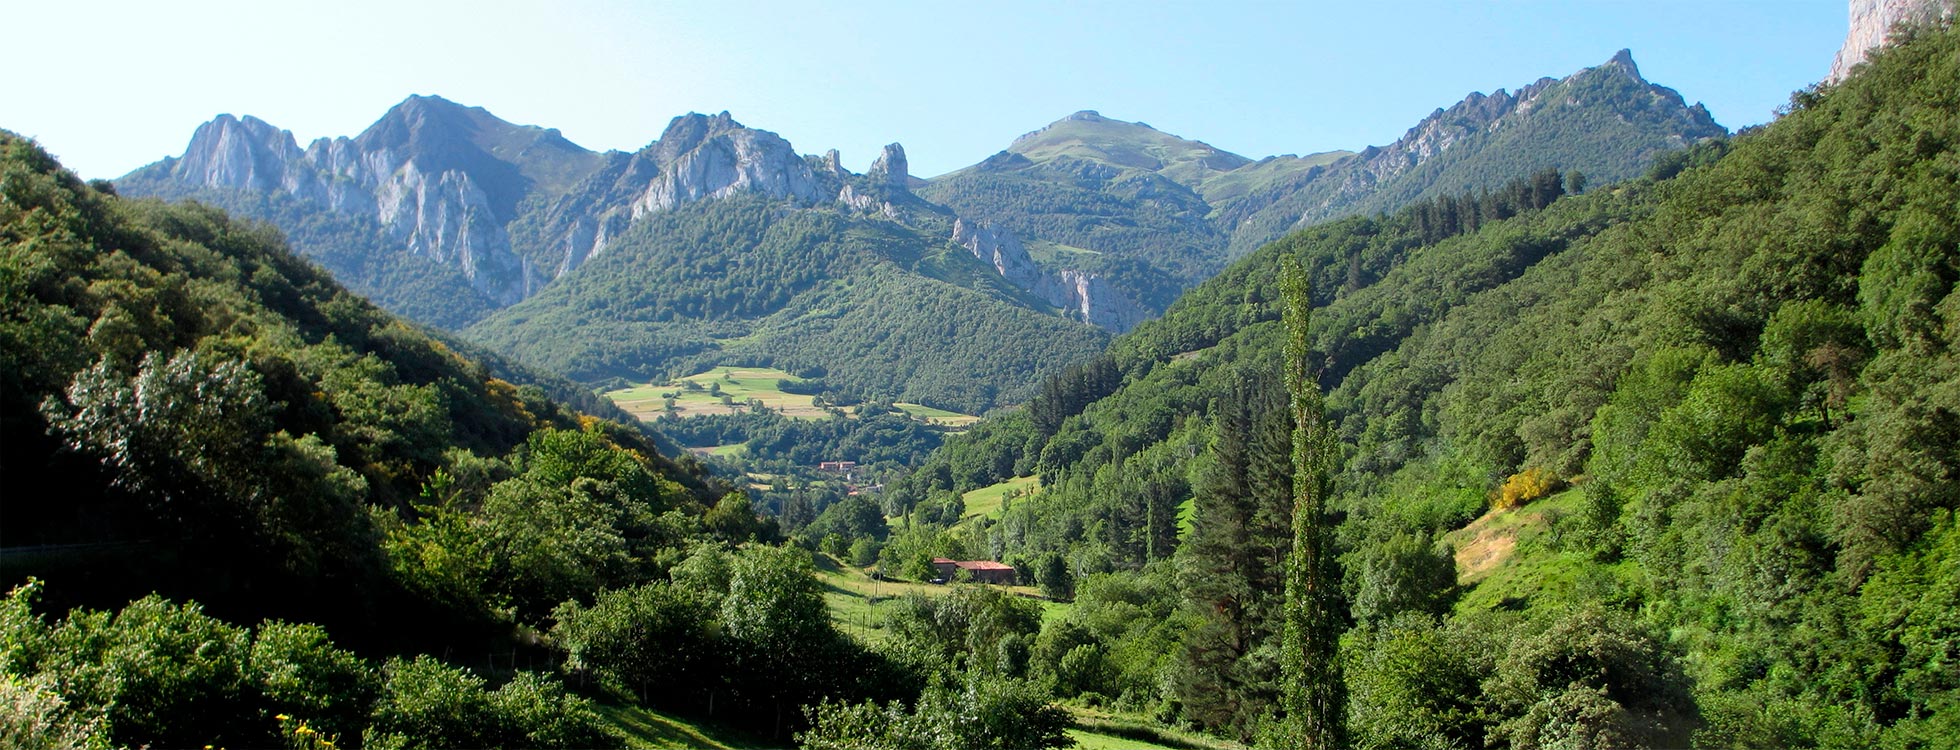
left=1277, top=255, right=1346, bottom=749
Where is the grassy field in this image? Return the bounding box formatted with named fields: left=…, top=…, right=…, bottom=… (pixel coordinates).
left=594, top=702, right=774, bottom=749
left=604, top=366, right=984, bottom=430
left=604, top=366, right=827, bottom=420
left=896, top=402, right=983, bottom=427
left=1070, top=728, right=1186, bottom=749
left=1068, top=707, right=1246, bottom=750
left=812, top=553, right=1051, bottom=641
left=961, top=475, right=1041, bottom=519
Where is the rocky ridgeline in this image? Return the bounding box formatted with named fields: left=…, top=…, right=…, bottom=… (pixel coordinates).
left=130, top=101, right=1147, bottom=331
left=153, top=101, right=544, bottom=305
left=1290, top=50, right=1716, bottom=232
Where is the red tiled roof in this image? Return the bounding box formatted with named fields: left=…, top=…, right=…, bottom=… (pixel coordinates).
left=954, top=560, right=1014, bottom=571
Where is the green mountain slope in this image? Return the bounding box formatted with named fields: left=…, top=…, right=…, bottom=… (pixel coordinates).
left=922, top=52, right=1723, bottom=329
left=882, top=25, right=1960, bottom=745
left=466, top=195, right=1110, bottom=414
left=1222, top=50, right=1726, bottom=255
left=920, top=112, right=1337, bottom=309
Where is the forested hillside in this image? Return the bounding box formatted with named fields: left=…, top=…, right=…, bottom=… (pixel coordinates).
left=872, top=23, right=1960, bottom=747
left=0, top=133, right=971, bottom=747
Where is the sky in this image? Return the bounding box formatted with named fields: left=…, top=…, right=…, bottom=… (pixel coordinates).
left=4, top=0, right=1849, bottom=181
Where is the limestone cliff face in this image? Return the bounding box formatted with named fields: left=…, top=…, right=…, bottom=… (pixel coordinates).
left=952, top=218, right=1148, bottom=332
left=131, top=96, right=601, bottom=306
left=1043, top=269, right=1149, bottom=333
left=174, top=115, right=306, bottom=193
left=1829, top=0, right=1954, bottom=82
left=953, top=218, right=1042, bottom=289
left=631, top=112, right=824, bottom=217
left=868, top=143, right=909, bottom=188
left=526, top=112, right=860, bottom=276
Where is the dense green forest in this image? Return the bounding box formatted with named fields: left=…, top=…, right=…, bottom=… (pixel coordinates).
left=467, top=194, right=1111, bottom=414
left=868, top=24, right=1960, bottom=747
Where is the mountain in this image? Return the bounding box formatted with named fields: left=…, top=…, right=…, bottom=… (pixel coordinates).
left=1222, top=49, right=1724, bottom=254
left=920, top=111, right=1343, bottom=321
left=118, top=96, right=607, bottom=328
left=922, top=51, right=1726, bottom=326
left=879, top=23, right=1960, bottom=746
left=0, top=131, right=966, bottom=748
left=466, top=115, right=1113, bottom=414
left=120, top=105, right=1131, bottom=403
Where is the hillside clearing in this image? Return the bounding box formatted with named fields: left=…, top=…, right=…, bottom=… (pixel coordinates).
left=962, top=475, right=1042, bottom=519
left=812, top=553, right=1052, bottom=641
left=595, top=702, right=773, bottom=749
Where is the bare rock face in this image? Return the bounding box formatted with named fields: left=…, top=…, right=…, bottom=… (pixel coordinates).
left=868, top=143, right=909, bottom=188
left=1042, top=269, right=1149, bottom=333
left=953, top=218, right=1042, bottom=289
left=174, top=115, right=304, bottom=193
left=953, top=218, right=1147, bottom=332
left=135, top=96, right=599, bottom=307
left=527, top=112, right=850, bottom=276
left=1829, top=0, right=1955, bottom=82
left=630, top=112, right=822, bottom=217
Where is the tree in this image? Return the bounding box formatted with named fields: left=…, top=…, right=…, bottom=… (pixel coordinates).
left=1276, top=255, right=1346, bottom=749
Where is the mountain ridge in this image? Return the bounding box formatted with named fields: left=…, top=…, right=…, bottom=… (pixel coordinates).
left=919, top=49, right=1725, bottom=326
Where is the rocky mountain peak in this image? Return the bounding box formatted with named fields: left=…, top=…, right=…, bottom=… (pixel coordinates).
left=357, top=95, right=485, bottom=152
left=869, top=143, right=909, bottom=187
left=1604, top=48, right=1641, bottom=79
left=651, top=111, right=748, bottom=163
left=176, top=114, right=304, bottom=192
left=123, top=98, right=609, bottom=310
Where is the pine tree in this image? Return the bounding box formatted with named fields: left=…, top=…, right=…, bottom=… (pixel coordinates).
left=1276, top=255, right=1346, bottom=749
left=1176, top=371, right=1290, bottom=737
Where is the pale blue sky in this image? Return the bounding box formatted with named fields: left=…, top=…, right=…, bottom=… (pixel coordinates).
left=5, top=1, right=1847, bottom=181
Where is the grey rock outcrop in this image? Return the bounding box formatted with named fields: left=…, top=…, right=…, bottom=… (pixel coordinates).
left=1829, top=0, right=1955, bottom=82
left=953, top=218, right=1042, bottom=289
left=868, top=143, right=909, bottom=188
left=174, top=115, right=305, bottom=193
left=631, top=112, right=823, bottom=217
left=526, top=112, right=856, bottom=276
left=1045, top=269, right=1149, bottom=333
left=127, top=96, right=602, bottom=307
left=952, top=218, right=1147, bottom=332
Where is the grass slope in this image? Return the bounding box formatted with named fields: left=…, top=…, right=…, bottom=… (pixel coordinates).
left=962, top=475, right=1042, bottom=519
left=594, top=703, right=773, bottom=750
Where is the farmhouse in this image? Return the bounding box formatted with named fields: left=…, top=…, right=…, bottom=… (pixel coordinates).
left=930, top=557, right=1019, bottom=585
